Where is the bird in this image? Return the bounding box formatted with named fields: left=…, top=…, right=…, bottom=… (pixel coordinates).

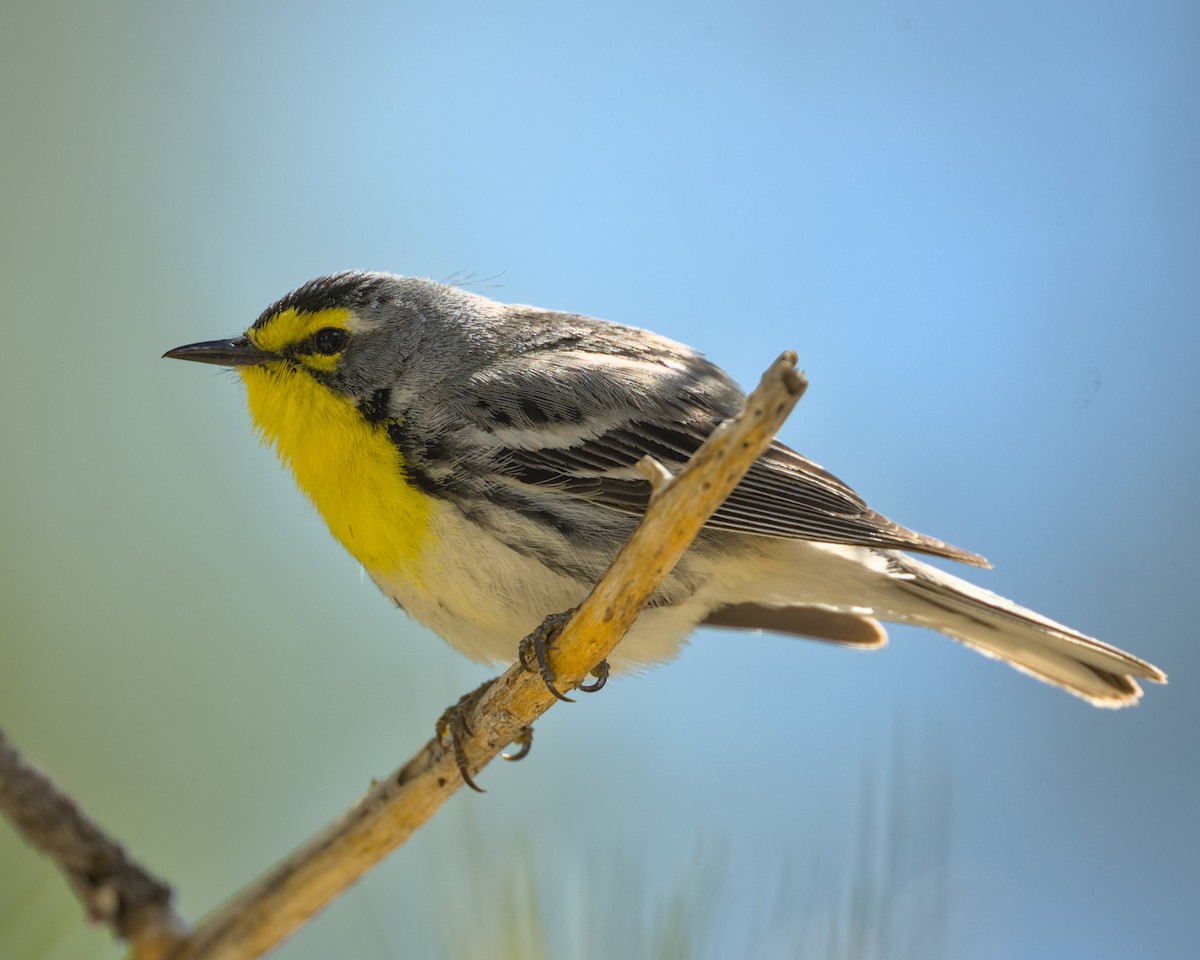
left=165, top=270, right=1165, bottom=707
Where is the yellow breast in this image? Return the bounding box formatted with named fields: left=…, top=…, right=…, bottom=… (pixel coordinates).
left=238, top=362, right=433, bottom=582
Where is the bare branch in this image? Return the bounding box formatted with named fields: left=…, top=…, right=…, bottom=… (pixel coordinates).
left=163, top=352, right=807, bottom=960
left=0, top=726, right=188, bottom=959
left=0, top=354, right=808, bottom=960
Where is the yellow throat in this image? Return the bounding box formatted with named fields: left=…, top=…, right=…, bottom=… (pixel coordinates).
left=238, top=308, right=433, bottom=581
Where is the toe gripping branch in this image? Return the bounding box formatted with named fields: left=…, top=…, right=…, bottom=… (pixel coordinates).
left=438, top=610, right=611, bottom=792
left=436, top=679, right=497, bottom=793
left=518, top=610, right=610, bottom=701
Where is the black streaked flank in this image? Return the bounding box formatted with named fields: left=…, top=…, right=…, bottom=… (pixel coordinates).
left=358, top=387, right=392, bottom=424
left=453, top=487, right=637, bottom=586
left=253, top=271, right=395, bottom=329
left=421, top=438, right=449, bottom=463
left=360, top=396, right=470, bottom=502
left=524, top=505, right=579, bottom=540
left=383, top=421, right=446, bottom=498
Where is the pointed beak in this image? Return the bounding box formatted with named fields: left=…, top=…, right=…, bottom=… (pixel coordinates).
left=163, top=337, right=273, bottom=367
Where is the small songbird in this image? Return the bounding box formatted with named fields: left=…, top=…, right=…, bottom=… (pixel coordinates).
left=165, top=271, right=1165, bottom=706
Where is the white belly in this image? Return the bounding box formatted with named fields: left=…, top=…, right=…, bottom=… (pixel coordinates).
left=367, top=498, right=734, bottom=669
left=369, top=499, right=591, bottom=664
left=369, top=498, right=900, bottom=671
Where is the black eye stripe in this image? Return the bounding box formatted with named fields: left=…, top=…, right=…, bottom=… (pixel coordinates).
left=312, top=327, right=348, bottom=355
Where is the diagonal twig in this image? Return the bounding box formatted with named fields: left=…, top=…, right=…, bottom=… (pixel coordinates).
left=162, top=352, right=807, bottom=960
left=0, top=352, right=808, bottom=960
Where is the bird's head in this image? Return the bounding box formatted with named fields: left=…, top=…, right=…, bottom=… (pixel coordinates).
left=164, top=271, right=468, bottom=404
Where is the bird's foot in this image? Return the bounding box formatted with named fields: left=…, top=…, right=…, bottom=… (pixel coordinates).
left=578, top=658, right=610, bottom=693
left=436, top=677, right=497, bottom=793
left=518, top=610, right=577, bottom=701
left=517, top=609, right=610, bottom=699
left=501, top=726, right=533, bottom=762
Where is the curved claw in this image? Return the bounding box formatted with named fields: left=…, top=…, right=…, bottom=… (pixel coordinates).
left=502, top=727, right=533, bottom=762
left=543, top=679, right=574, bottom=703
left=578, top=659, right=610, bottom=693
left=435, top=677, right=498, bottom=794
left=434, top=713, right=484, bottom=793
left=518, top=610, right=577, bottom=702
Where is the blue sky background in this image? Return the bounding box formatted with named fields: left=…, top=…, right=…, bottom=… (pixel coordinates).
left=1, top=2, right=1196, bottom=957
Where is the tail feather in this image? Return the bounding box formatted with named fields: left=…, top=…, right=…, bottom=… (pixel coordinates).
left=885, top=555, right=1166, bottom=707
left=703, top=603, right=888, bottom=648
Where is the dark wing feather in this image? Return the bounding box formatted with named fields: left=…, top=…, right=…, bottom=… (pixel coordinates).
left=717, top=443, right=989, bottom=566
left=500, top=422, right=988, bottom=567
left=414, top=309, right=987, bottom=566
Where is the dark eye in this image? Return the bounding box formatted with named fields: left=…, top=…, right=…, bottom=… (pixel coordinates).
left=312, top=327, right=347, bottom=355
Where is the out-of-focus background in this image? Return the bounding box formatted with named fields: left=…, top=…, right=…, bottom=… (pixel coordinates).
left=2, top=2, right=1196, bottom=957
